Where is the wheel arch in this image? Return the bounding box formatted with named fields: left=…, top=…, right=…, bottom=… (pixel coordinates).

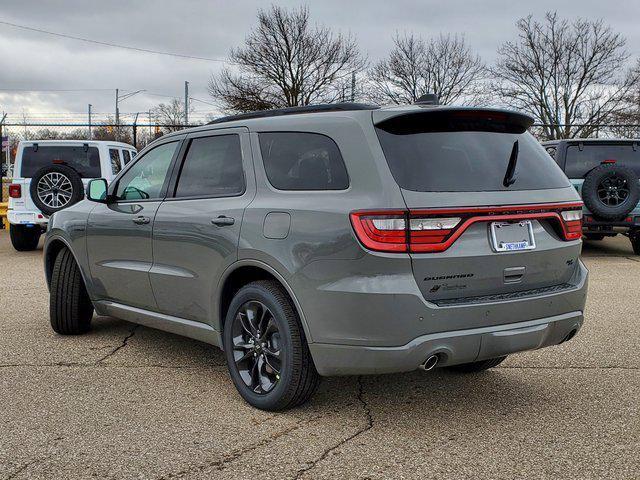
left=216, top=260, right=312, bottom=346
left=44, top=235, right=89, bottom=292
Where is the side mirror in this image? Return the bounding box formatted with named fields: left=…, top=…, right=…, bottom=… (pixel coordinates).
left=87, top=178, right=109, bottom=203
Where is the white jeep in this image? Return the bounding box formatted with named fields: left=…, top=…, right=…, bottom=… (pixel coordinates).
left=7, top=140, right=137, bottom=251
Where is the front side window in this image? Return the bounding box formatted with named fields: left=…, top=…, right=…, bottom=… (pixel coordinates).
left=175, top=135, right=245, bottom=198
left=565, top=144, right=640, bottom=178
left=122, top=149, right=131, bottom=165
left=115, top=141, right=178, bottom=200
left=258, top=132, right=349, bottom=190
left=109, top=148, right=122, bottom=175
left=20, top=145, right=100, bottom=178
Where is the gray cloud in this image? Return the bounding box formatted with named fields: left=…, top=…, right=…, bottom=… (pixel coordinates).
left=1, top=0, right=639, bottom=122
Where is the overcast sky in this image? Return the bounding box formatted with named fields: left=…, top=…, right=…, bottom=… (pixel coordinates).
left=1, top=0, right=639, bottom=124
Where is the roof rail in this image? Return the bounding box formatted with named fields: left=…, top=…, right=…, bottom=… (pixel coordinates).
left=208, top=102, right=380, bottom=125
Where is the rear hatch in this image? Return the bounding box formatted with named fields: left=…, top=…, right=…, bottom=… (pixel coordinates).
left=372, top=108, right=583, bottom=304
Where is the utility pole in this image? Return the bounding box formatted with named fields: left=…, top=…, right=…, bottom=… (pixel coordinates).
left=184, top=81, right=189, bottom=127
left=115, top=88, right=119, bottom=141
left=350, top=71, right=356, bottom=102
left=88, top=104, right=92, bottom=140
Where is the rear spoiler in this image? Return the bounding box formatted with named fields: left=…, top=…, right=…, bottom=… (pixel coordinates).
left=373, top=107, right=535, bottom=131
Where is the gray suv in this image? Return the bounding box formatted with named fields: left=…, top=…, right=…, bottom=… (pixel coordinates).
left=44, top=102, right=588, bottom=410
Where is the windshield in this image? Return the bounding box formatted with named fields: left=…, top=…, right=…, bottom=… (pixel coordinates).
left=375, top=113, right=569, bottom=192
left=20, top=145, right=101, bottom=178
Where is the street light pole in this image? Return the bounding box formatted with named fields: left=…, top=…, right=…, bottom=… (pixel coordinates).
left=184, top=81, right=189, bottom=127
left=88, top=104, right=92, bottom=140
left=115, top=88, right=119, bottom=141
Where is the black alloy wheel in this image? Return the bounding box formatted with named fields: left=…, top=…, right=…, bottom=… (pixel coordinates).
left=230, top=300, right=282, bottom=394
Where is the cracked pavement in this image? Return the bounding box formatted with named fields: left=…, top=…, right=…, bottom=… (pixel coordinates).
left=0, top=230, right=638, bottom=480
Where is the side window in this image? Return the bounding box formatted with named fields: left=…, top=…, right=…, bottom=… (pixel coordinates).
left=115, top=141, right=179, bottom=200
left=109, top=148, right=122, bottom=175
left=131, top=150, right=137, bottom=159
left=258, top=132, right=349, bottom=190
left=122, top=149, right=131, bottom=165
left=175, top=135, right=244, bottom=198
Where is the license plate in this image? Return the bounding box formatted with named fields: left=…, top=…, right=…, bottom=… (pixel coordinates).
left=15, top=213, right=37, bottom=224
left=490, top=220, right=536, bottom=252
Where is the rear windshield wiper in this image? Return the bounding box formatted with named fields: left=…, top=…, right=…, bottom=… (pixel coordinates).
left=503, top=140, right=519, bottom=187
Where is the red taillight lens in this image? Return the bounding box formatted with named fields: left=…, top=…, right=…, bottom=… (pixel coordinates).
left=350, top=211, right=408, bottom=252
left=9, top=184, right=21, bottom=198
left=351, top=203, right=584, bottom=253
left=560, top=209, right=583, bottom=240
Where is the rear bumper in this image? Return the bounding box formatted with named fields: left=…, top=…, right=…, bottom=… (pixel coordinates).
left=310, top=310, right=583, bottom=376
left=7, top=209, right=48, bottom=226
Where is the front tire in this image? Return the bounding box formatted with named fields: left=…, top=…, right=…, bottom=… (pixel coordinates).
left=9, top=224, right=41, bottom=251
left=446, top=356, right=507, bottom=373
left=223, top=280, right=320, bottom=411
left=50, top=248, right=94, bottom=335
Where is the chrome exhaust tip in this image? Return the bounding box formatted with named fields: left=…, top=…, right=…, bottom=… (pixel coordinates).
left=420, top=355, right=439, bottom=371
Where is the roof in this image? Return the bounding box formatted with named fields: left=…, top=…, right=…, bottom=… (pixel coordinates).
left=18, top=139, right=136, bottom=149
left=542, top=138, right=640, bottom=146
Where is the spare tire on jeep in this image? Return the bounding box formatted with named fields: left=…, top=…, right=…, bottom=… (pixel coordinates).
left=29, top=165, right=85, bottom=216
left=581, top=164, right=639, bottom=220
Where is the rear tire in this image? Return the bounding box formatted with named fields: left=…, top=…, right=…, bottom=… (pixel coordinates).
left=630, top=229, right=640, bottom=255
left=9, top=224, right=41, bottom=251
left=223, top=280, right=320, bottom=411
left=446, top=356, right=507, bottom=373
left=584, top=233, right=606, bottom=241
left=50, top=248, right=93, bottom=335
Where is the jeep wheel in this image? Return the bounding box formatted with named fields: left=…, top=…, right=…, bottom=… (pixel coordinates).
left=223, top=280, right=320, bottom=411
left=581, top=164, right=640, bottom=220
left=50, top=248, right=94, bottom=335
left=446, top=356, right=507, bottom=373
left=9, top=224, right=41, bottom=251
left=30, top=165, right=85, bottom=216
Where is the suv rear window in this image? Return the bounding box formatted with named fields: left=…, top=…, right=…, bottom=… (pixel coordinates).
left=375, top=112, right=569, bottom=192
left=565, top=144, right=640, bottom=178
left=20, top=145, right=101, bottom=178
left=259, top=132, right=349, bottom=190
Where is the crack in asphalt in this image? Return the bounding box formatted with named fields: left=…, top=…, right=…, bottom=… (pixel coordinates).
left=292, top=376, right=374, bottom=480
left=159, top=409, right=341, bottom=480
left=96, top=324, right=140, bottom=363
left=3, top=457, right=44, bottom=480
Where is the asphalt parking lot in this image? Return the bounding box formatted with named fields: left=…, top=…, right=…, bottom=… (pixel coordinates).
left=0, top=230, right=638, bottom=480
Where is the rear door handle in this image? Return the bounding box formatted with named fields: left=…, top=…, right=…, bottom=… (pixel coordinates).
left=132, top=216, right=151, bottom=225
left=211, top=216, right=235, bottom=226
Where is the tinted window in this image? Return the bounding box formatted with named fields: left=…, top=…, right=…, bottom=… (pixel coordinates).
left=115, top=142, right=178, bottom=200
left=122, top=150, right=131, bottom=165
left=259, top=132, right=349, bottom=190
left=109, top=148, right=122, bottom=174
left=565, top=144, right=640, bottom=178
left=20, top=145, right=100, bottom=178
left=375, top=113, right=569, bottom=192
left=175, top=135, right=244, bottom=198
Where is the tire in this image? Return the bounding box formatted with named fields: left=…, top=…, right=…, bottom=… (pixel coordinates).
left=581, top=164, right=639, bottom=220
left=446, top=356, right=507, bottom=373
left=9, top=224, right=41, bottom=251
left=223, top=280, right=320, bottom=411
left=584, top=233, right=606, bottom=241
left=630, top=229, right=640, bottom=255
left=29, top=165, right=85, bottom=216
left=49, top=248, right=94, bottom=335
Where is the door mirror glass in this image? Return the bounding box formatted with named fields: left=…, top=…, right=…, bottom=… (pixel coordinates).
left=87, top=178, right=108, bottom=202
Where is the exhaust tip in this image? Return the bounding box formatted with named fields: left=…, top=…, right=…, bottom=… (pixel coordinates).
left=561, top=329, right=577, bottom=344
left=420, top=354, right=439, bottom=371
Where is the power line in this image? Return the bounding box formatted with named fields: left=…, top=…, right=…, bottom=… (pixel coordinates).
left=0, top=88, right=115, bottom=92
left=0, top=19, right=231, bottom=63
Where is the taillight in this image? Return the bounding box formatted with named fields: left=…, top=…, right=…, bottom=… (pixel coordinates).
left=9, top=184, right=21, bottom=198
left=560, top=209, right=583, bottom=240
left=351, top=202, right=584, bottom=253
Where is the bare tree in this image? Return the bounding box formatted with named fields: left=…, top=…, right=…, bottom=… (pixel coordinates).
left=151, top=99, right=193, bottom=132
left=368, top=33, right=486, bottom=105
left=610, top=62, right=640, bottom=137
left=492, top=12, right=640, bottom=140
left=208, top=6, right=366, bottom=113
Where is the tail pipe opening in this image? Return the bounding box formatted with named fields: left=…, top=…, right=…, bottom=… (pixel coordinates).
left=419, top=354, right=439, bottom=371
